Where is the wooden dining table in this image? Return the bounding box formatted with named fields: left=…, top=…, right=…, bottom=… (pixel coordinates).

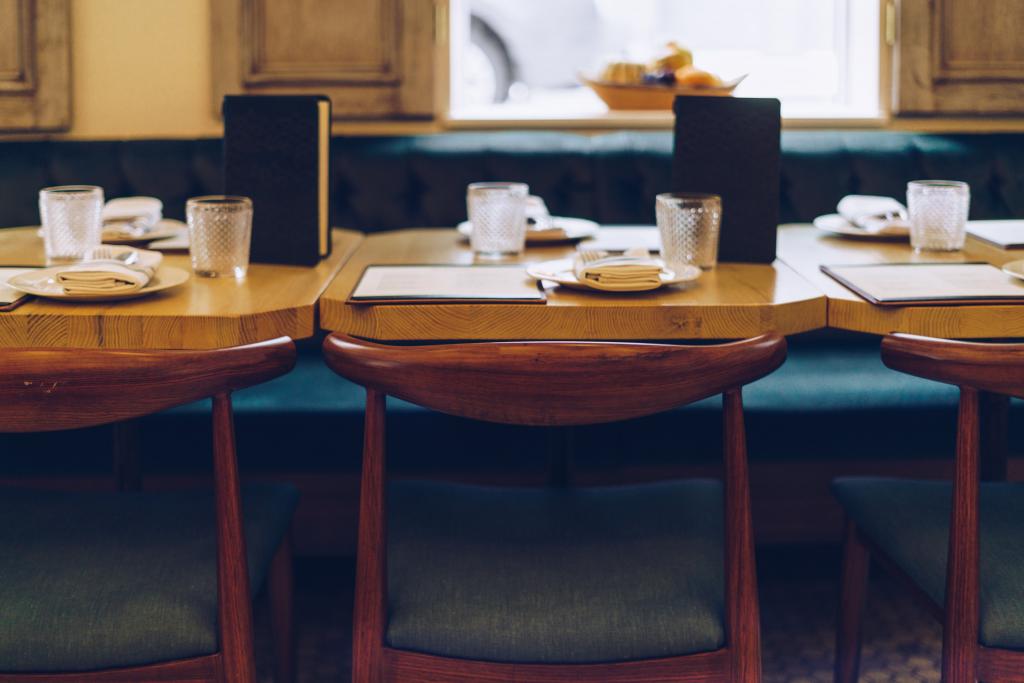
left=777, top=224, right=1024, bottom=339
left=776, top=222, right=1024, bottom=481
left=0, top=227, right=363, bottom=349
left=319, top=227, right=827, bottom=341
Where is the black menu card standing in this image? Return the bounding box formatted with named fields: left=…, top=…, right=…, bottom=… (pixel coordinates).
left=671, top=96, right=781, bottom=264
left=223, top=95, right=331, bottom=266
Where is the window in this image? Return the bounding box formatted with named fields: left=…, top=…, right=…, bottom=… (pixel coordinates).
left=449, top=0, right=881, bottom=122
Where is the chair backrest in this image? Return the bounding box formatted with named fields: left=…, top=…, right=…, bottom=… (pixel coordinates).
left=0, top=337, right=296, bottom=433
left=323, top=333, right=787, bottom=426
left=881, top=333, right=1024, bottom=398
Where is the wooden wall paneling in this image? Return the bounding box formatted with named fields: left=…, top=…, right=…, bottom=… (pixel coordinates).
left=211, top=0, right=440, bottom=120
left=895, top=0, right=1024, bottom=114
left=0, top=0, right=70, bottom=131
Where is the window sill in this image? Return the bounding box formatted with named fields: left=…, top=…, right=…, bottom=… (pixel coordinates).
left=446, top=111, right=889, bottom=131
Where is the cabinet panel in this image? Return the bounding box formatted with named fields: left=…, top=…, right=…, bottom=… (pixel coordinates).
left=896, top=0, right=1024, bottom=114
left=213, top=0, right=440, bottom=120
left=0, top=0, right=69, bottom=130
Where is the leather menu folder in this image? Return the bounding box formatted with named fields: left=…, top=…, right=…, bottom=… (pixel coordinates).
left=821, top=262, right=1024, bottom=306
left=672, top=96, right=781, bottom=264
left=223, top=95, right=331, bottom=266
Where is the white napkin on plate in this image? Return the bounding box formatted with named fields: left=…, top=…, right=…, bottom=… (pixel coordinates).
left=525, top=195, right=572, bottom=239
left=56, top=246, right=162, bottom=295
left=573, top=246, right=664, bottom=291
left=837, top=195, right=910, bottom=234
left=102, top=196, right=163, bottom=240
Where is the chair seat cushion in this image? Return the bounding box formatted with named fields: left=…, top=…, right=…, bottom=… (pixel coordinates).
left=834, top=477, right=1024, bottom=650
left=0, top=482, right=298, bottom=672
left=386, top=479, right=725, bottom=664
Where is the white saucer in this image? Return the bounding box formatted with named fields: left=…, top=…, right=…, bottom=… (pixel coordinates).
left=103, top=219, right=187, bottom=244
left=813, top=214, right=909, bottom=240
left=526, top=258, right=700, bottom=292
left=35, top=219, right=187, bottom=244
left=8, top=265, right=191, bottom=302
left=458, top=217, right=600, bottom=244
left=1002, top=259, right=1024, bottom=282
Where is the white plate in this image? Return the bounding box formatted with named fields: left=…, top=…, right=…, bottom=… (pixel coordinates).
left=1002, top=259, right=1024, bottom=282
left=526, top=258, right=700, bottom=292
left=813, top=213, right=909, bottom=240
left=7, top=265, right=191, bottom=302
left=458, top=217, right=600, bottom=244
left=35, top=219, right=187, bottom=244
left=103, top=219, right=187, bottom=244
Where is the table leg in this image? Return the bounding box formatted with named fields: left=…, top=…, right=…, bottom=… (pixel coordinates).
left=113, top=420, right=143, bottom=491
left=979, top=391, right=1009, bottom=482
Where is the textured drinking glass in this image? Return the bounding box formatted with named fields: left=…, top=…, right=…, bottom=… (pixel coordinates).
left=467, top=182, right=529, bottom=258
left=39, top=185, right=103, bottom=262
left=656, top=193, right=722, bottom=270
left=907, top=180, right=970, bottom=252
left=186, top=196, right=253, bottom=278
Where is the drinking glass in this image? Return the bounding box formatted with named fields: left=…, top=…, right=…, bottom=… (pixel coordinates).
left=907, top=180, right=970, bottom=252
left=39, top=185, right=104, bottom=262
left=656, top=193, right=722, bottom=270
left=186, top=196, right=253, bottom=278
left=467, top=182, right=529, bottom=258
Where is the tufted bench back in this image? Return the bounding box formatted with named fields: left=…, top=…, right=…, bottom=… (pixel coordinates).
left=2, top=131, right=1024, bottom=230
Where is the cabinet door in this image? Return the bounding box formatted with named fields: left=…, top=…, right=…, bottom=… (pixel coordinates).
left=894, top=0, right=1024, bottom=114
left=212, top=0, right=443, bottom=120
left=0, top=0, right=70, bottom=131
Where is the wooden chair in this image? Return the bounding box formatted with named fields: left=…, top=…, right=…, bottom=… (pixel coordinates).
left=0, top=337, right=298, bottom=683
left=323, top=332, right=788, bottom=683
left=835, top=333, right=1024, bottom=683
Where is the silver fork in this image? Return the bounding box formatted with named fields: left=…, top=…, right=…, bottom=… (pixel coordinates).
left=88, top=247, right=139, bottom=265
left=576, top=248, right=609, bottom=264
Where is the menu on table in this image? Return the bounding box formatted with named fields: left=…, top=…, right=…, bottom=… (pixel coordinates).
left=821, top=262, right=1024, bottom=306
left=581, top=226, right=662, bottom=253
left=350, top=265, right=546, bottom=304
left=0, top=268, right=36, bottom=311
left=966, top=220, right=1024, bottom=249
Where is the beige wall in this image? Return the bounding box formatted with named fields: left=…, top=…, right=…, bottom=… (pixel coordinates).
left=68, top=0, right=220, bottom=139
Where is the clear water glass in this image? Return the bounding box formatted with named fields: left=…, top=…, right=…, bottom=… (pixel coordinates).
left=39, top=185, right=104, bottom=262
left=907, top=180, right=970, bottom=252
left=656, top=193, right=722, bottom=270
left=186, top=196, right=253, bottom=278
left=467, top=182, right=529, bottom=258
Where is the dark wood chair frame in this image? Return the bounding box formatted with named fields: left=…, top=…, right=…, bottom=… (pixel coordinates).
left=835, top=333, right=1024, bottom=683
left=324, top=332, right=789, bottom=683
left=0, top=337, right=298, bottom=683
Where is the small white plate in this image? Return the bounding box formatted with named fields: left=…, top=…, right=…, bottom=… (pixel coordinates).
left=7, top=265, right=191, bottom=302
left=813, top=214, right=908, bottom=240
left=103, top=219, right=187, bottom=245
left=1001, top=259, right=1024, bottom=282
left=458, top=217, right=600, bottom=244
left=526, top=258, right=700, bottom=292
left=35, top=219, right=188, bottom=244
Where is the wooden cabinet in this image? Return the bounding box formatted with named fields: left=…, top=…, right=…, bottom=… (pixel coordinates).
left=0, top=0, right=70, bottom=131
left=894, top=0, right=1024, bottom=114
left=212, top=0, right=444, bottom=121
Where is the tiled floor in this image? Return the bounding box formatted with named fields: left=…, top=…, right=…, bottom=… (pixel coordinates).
left=255, top=553, right=941, bottom=683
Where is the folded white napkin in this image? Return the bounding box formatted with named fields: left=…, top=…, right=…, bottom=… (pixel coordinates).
left=573, top=246, right=664, bottom=291
left=102, top=196, right=163, bottom=240
left=56, top=246, right=162, bottom=295
left=525, top=195, right=555, bottom=233
left=837, top=195, right=910, bottom=234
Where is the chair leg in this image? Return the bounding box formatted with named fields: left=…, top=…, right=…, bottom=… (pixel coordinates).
left=835, top=518, right=870, bottom=683
left=268, top=530, right=295, bottom=683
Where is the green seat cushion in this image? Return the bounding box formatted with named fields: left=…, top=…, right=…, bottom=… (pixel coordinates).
left=834, top=477, right=1024, bottom=650
left=0, top=482, right=298, bottom=672
left=386, top=479, right=725, bottom=664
